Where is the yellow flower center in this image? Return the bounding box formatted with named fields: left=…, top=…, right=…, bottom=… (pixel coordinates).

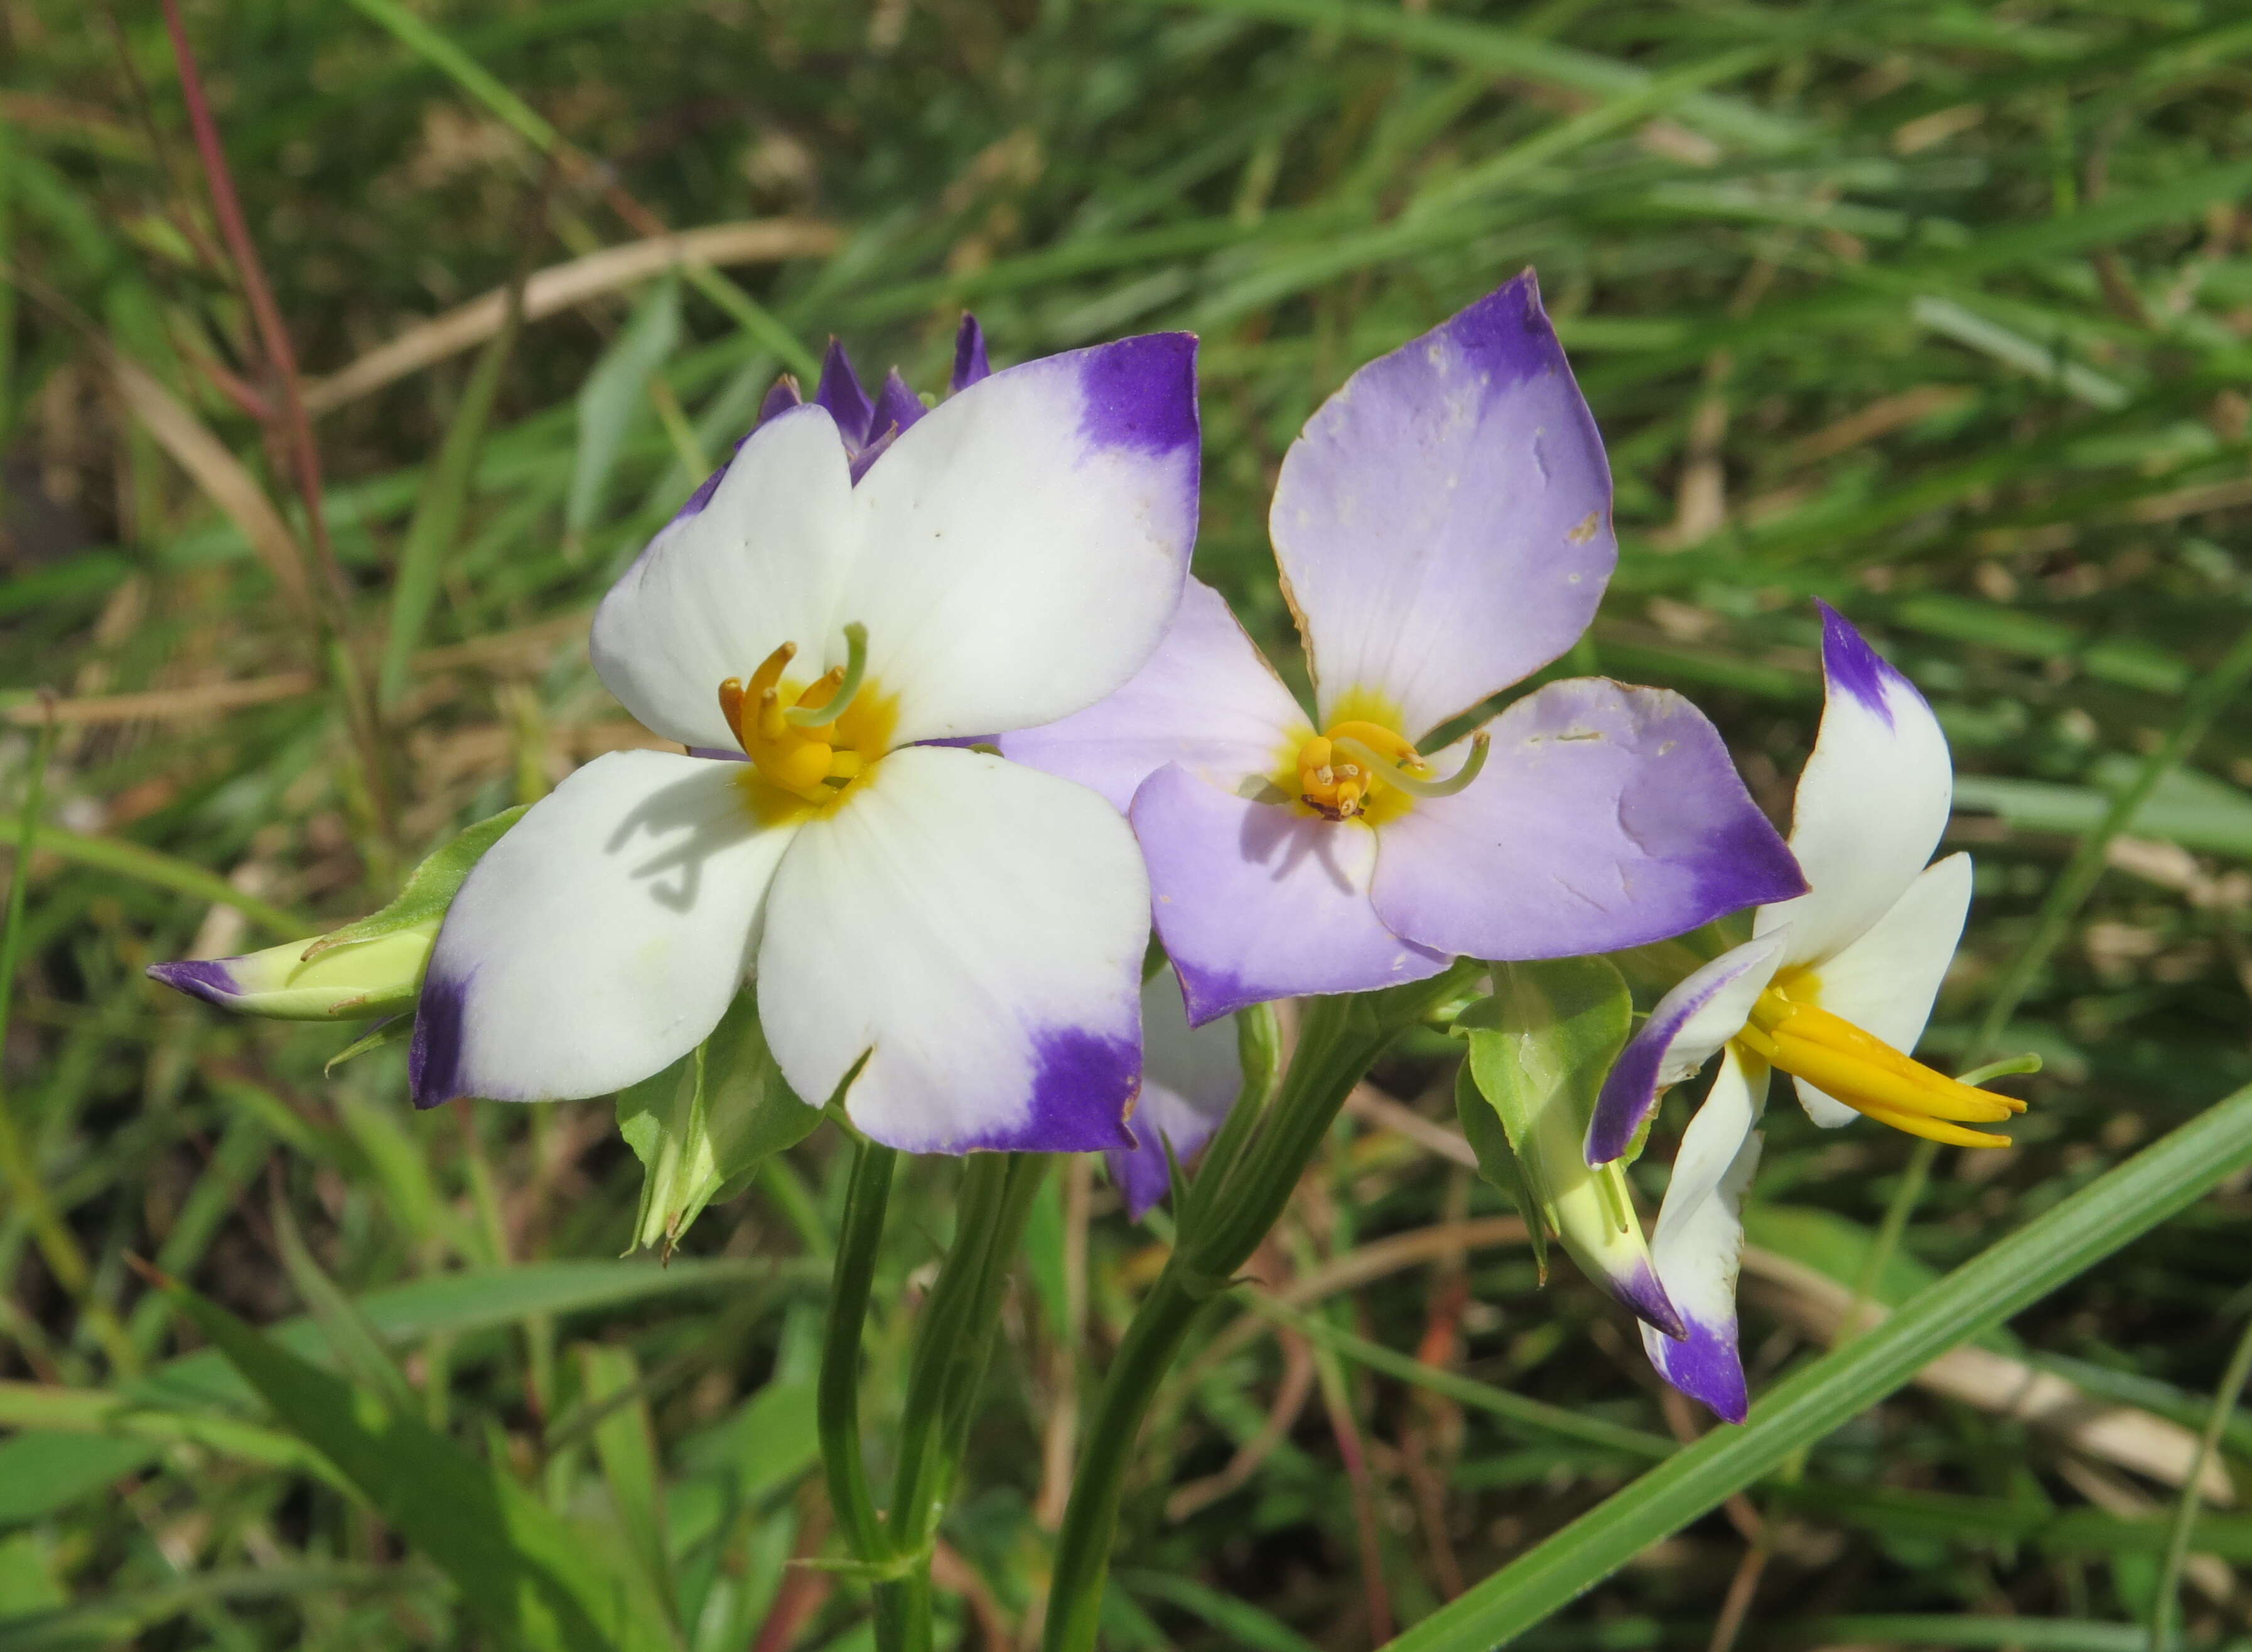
left=1274, top=692, right=1490, bottom=825
left=1733, top=972, right=2025, bottom=1148
left=718, top=624, right=895, bottom=819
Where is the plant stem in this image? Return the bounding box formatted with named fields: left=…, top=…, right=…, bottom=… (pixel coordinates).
left=883, top=1150, right=1050, bottom=1648
left=2147, top=1302, right=2252, bottom=1652
left=1042, top=966, right=1476, bottom=1651
left=820, top=1138, right=895, bottom=1569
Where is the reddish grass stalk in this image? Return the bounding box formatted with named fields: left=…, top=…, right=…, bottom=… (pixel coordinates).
left=157, top=0, right=394, bottom=836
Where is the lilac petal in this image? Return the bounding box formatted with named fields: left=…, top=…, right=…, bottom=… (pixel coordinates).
left=1642, top=1046, right=1765, bottom=1424
left=1587, top=933, right=1788, bottom=1166
left=873, top=368, right=926, bottom=437
left=757, top=373, right=804, bottom=425
left=813, top=338, right=874, bottom=446
left=1001, top=578, right=1305, bottom=814
left=756, top=748, right=1145, bottom=1154
left=952, top=314, right=991, bottom=393
left=1106, top=967, right=1243, bottom=1220
left=1369, top=678, right=1803, bottom=962
left=1754, top=603, right=1953, bottom=972
left=1271, top=271, right=1617, bottom=743
left=1132, top=763, right=1449, bottom=1026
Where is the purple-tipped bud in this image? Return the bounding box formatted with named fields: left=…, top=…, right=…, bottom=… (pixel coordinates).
left=148, top=921, right=436, bottom=1022
left=813, top=339, right=875, bottom=446
left=757, top=373, right=804, bottom=426
left=952, top=314, right=991, bottom=393
left=873, top=368, right=927, bottom=438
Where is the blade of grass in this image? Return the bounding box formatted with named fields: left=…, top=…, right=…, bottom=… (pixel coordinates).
left=13, top=823, right=309, bottom=938
left=2147, top=1306, right=2252, bottom=1652
left=380, top=254, right=526, bottom=706
left=153, top=1268, right=677, bottom=1652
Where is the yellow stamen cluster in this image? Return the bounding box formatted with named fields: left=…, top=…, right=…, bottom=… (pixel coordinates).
left=719, top=637, right=867, bottom=803
left=1291, top=719, right=1491, bottom=822
left=1296, top=720, right=1420, bottom=820
left=1736, top=982, right=2025, bottom=1148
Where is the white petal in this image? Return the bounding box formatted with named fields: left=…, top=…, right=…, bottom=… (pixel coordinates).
left=841, top=336, right=1200, bottom=743
left=591, top=406, right=857, bottom=749
left=1791, top=852, right=1975, bottom=1129
left=1755, top=604, right=1952, bottom=969
left=411, top=752, right=797, bottom=1107
left=757, top=748, right=1148, bottom=1154
left=1643, top=1045, right=1767, bottom=1424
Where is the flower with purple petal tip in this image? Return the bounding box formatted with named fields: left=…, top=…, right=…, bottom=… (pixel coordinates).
left=1587, top=602, right=2027, bottom=1422
left=1106, top=966, right=1244, bottom=1220
left=1005, top=272, right=1802, bottom=1028
left=409, top=325, right=1202, bottom=1156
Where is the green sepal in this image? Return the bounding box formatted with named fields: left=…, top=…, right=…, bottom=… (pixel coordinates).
left=303, top=807, right=528, bottom=960
left=325, top=1015, right=412, bottom=1075
left=1454, top=958, right=1664, bottom=1309
left=1453, top=1059, right=1549, bottom=1282
left=617, top=990, right=824, bottom=1256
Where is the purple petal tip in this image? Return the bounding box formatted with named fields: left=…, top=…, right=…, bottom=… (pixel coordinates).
left=407, top=969, right=471, bottom=1110
left=1694, top=804, right=1809, bottom=925
left=1816, top=600, right=1908, bottom=730
left=814, top=338, right=874, bottom=446
left=757, top=374, right=803, bottom=425
left=874, top=368, right=926, bottom=438
left=1435, top=269, right=1566, bottom=384
left=952, top=314, right=991, bottom=393
left=1612, top=1260, right=1688, bottom=1343
left=1655, top=1316, right=1749, bottom=1424
left=1589, top=1040, right=1667, bottom=1168
left=1076, top=333, right=1199, bottom=459
left=146, top=958, right=239, bottom=1007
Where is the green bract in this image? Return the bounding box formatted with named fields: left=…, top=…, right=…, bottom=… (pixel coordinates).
left=615, top=992, right=824, bottom=1257
left=1453, top=958, right=1675, bottom=1330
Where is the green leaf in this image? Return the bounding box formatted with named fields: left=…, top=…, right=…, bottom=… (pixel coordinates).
left=1122, top=1570, right=1323, bottom=1652
left=1452, top=1059, right=1547, bottom=1280
left=577, top=1344, right=676, bottom=1626
left=1376, top=1078, right=2252, bottom=1652
left=568, top=276, right=682, bottom=538
left=305, top=806, right=527, bottom=958
left=270, top=1196, right=419, bottom=1414
left=159, top=1277, right=677, bottom=1652
left=617, top=992, right=822, bottom=1255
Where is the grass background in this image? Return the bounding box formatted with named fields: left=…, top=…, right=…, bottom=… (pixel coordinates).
left=6, top=0, right=2252, bottom=1646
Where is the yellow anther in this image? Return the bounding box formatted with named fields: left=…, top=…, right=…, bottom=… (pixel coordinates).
left=720, top=631, right=886, bottom=804
left=1738, top=987, right=2023, bottom=1148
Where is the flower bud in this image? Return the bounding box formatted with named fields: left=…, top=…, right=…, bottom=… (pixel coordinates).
left=148, top=920, right=434, bottom=1022
left=1454, top=958, right=1686, bottom=1340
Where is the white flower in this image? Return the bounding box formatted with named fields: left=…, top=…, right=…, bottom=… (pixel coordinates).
left=409, top=333, right=1202, bottom=1154
left=1585, top=603, right=2017, bottom=1420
